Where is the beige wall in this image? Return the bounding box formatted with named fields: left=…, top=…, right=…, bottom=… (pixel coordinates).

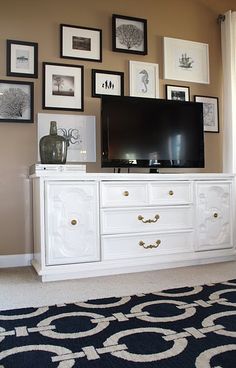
left=0, top=0, right=235, bottom=256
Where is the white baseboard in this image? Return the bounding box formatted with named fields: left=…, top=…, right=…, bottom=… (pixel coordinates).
left=0, top=254, right=33, bottom=268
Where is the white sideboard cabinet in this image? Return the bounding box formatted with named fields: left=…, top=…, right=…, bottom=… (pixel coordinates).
left=30, top=168, right=236, bottom=281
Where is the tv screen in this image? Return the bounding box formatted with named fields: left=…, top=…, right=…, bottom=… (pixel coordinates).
left=101, top=95, right=204, bottom=169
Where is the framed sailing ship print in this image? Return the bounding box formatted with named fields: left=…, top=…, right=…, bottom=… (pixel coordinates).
left=164, top=37, right=209, bottom=84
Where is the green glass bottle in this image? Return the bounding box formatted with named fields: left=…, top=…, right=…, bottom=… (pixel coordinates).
left=39, top=121, right=67, bottom=164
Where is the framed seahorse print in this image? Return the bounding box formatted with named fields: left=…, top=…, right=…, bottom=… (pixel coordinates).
left=129, top=60, right=159, bottom=98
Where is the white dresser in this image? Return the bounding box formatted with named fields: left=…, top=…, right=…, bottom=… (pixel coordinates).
left=30, top=168, right=235, bottom=281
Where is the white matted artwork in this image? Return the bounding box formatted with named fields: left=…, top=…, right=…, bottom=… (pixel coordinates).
left=129, top=60, right=159, bottom=98
left=37, top=113, right=96, bottom=162
left=164, top=37, right=210, bottom=84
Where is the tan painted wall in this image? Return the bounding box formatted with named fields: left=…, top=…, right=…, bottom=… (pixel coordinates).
left=0, top=0, right=235, bottom=256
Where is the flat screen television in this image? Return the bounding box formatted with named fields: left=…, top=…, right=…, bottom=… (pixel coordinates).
left=101, top=95, right=204, bottom=169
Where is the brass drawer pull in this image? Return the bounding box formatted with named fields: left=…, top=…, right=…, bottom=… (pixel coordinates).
left=71, top=219, right=78, bottom=225
left=138, top=214, right=160, bottom=223
left=169, top=190, right=174, bottom=196
left=213, top=212, right=218, bottom=218
left=139, top=240, right=161, bottom=249
left=123, top=191, right=129, bottom=196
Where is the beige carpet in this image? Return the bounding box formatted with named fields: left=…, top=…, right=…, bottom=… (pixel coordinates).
left=1, top=261, right=236, bottom=311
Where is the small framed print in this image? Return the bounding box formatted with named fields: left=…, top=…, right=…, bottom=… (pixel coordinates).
left=166, top=84, right=190, bottom=101
left=43, top=62, right=84, bottom=111
left=60, top=24, right=102, bottom=62
left=194, top=95, right=219, bottom=133
left=6, top=40, right=38, bottom=78
left=0, top=80, right=34, bottom=123
left=92, top=69, right=124, bottom=97
left=129, top=60, right=159, bottom=98
left=112, top=14, right=147, bottom=55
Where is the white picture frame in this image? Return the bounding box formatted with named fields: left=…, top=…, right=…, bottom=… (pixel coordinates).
left=37, top=113, right=96, bottom=162
left=164, top=37, right=210, bottom=84
left=129, top=60, right=159, bottom=98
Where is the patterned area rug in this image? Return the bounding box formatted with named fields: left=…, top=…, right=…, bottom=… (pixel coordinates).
left=1, top=280, right=236, bottom=367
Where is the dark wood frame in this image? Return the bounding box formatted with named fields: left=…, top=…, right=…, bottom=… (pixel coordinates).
left=194, top=95, right=219, bottom=133
left=92, top=69, right=124, bottom=98
left=166, top=84, right=190, bottom=101
left=60, top=24, right=102, bottom=62
left=0, top=80, right=34, bottom=123
left=112, top=14, right=147, bottom=55
left=43, top=62, right=84, bottom=111
left=6, top=40, right=38, bottom=78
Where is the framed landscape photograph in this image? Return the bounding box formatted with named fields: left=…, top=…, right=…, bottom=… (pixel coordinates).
left=164, top=37, right=209, bottom=84
left=112, top=14, right=147, bottom=55
left=43, top=62, right=84, bottom=111
left=60, top=24, right=102, bottom=62
left=129, top=60, right=159, bottom=98
left=6, top=40, right=38, bottom=78
left=194, top=95, right=219, bottom=132
left=166, top=84, right=190, bottom=101
left=92, top=69, right=124, bottom=97
left=0, top=80, right=34, bottom=123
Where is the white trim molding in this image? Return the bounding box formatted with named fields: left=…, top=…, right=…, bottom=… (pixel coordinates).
left=0, top=254, right=33, bottom=268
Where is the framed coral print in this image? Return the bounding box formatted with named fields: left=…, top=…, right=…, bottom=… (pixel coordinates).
left=164, top=37, right=209, bottom=84
left=129, top=61, right=159, bottom=98
left=166, top=84, right=190, bottom=101
left=43, top=62, right=84, bottom=111
left=112, top=14, right=147, bottom=55
left=6, top=40, right=38, bottom=78
left=0, top=80, right=34, bottom=123
left=92, top=69, right=124, bottom=97
left=194, top=95, right=219, bottom=132
left=60, top=24, right=102, bottom=62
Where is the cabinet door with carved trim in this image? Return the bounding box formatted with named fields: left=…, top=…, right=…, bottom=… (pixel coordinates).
left=45, top=181, right=100, bottom=265
left=195, top=181, right=233, bottom=251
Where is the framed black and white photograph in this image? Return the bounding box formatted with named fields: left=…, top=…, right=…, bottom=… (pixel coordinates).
left=166, top=85, right=190, bottom=101
left=129, top=60, right=159, bottom=98
left=164, top=37, right=209, bottom=84
left=60, top=24, right=102, bottom=62
left=0, top=80, right=34, bottom=123
left=43, top=62, right=84, bottom=111
left=112, top=14, right=147, bottom=55
left=92, top=69, right=124, bottom=97
left=6, top=40, right=38, bottom=78
left=194, top=95, right=219, bottom=132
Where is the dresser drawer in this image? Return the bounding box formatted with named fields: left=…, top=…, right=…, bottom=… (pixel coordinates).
left=101, top=206, right=193, bottom=234
left=102, top=231, right=194, bottom=260
left=149, top=181, right=192, bottom=204
left=101, top=181, right=149, bottom=207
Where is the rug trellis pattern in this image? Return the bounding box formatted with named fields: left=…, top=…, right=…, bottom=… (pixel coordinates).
left=1, top=279, right=236, bottom=367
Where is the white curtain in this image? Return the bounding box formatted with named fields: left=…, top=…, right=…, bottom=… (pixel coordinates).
left=221, top=11, right=236, bottom=173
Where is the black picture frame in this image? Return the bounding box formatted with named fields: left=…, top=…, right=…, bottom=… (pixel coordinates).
left=112, top=14, right=147, bottom=55
left=92, top=69, right=124, bottom=98
left=60, top=24, right=102, bottom=62
left=0, top=80, right=34, bottom=123
left=6, top=40, right=38, bottom=78
left=166, top=84, right=190, bottom=101
left=43, top=62, right=84, bottom=111
left=194, top=95, right=219, bottom=133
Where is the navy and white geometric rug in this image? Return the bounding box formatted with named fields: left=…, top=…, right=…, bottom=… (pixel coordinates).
left=1, top=279, right=236, bottom=367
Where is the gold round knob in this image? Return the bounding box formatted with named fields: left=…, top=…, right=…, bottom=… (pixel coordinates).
left=71, top=219, right=77, bottom=225
left=123, top=191, right=129, bottom=196
left=213, top=213, right=218, bottom=218
left=169, top=190, right=174, bottom=196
